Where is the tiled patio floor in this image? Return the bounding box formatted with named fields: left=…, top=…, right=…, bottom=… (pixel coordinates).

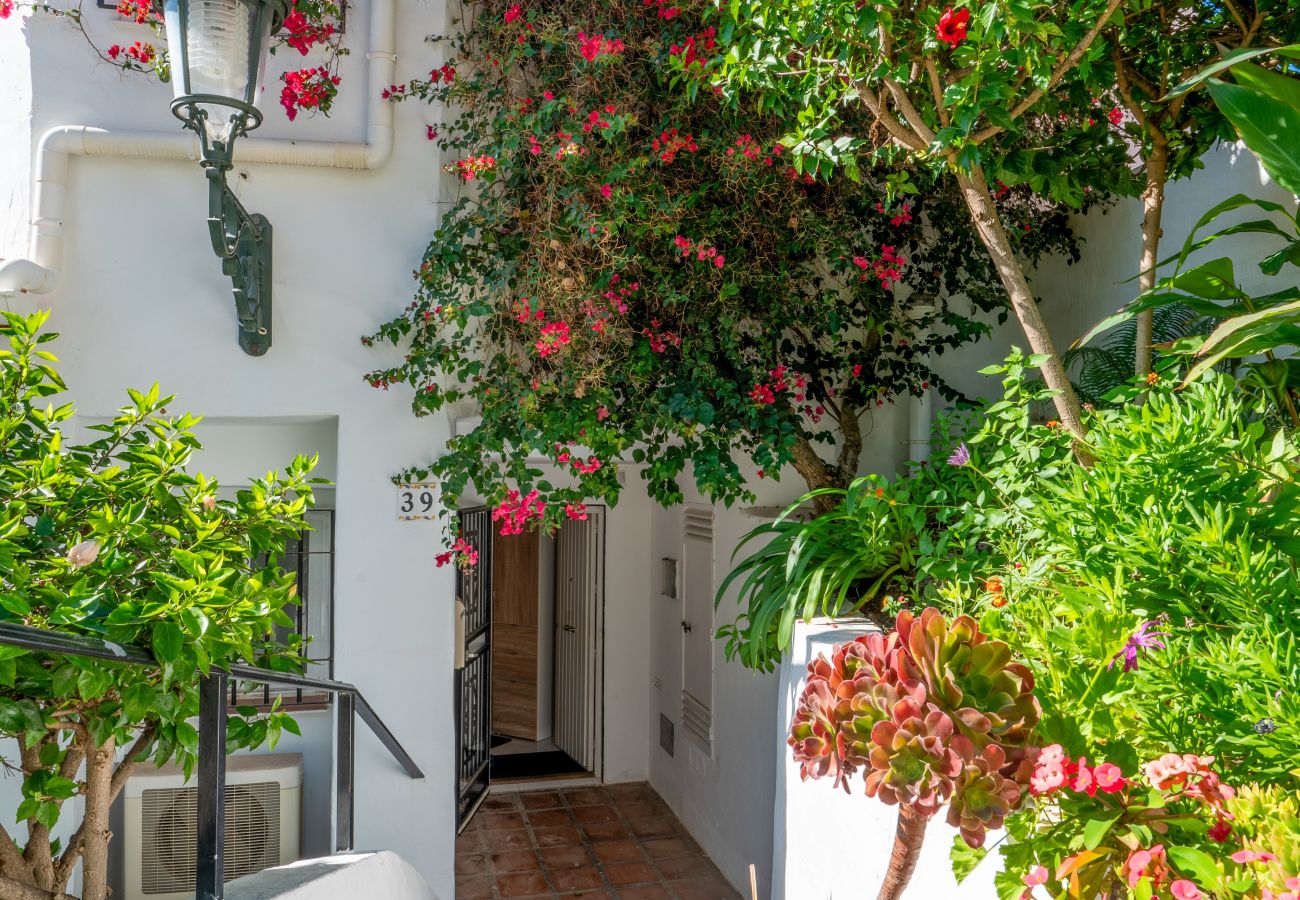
left=455, top=782, right=743, bottom=899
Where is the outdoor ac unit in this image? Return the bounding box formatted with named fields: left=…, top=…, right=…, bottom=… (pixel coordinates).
left=122, top=752, right=302, bottom=900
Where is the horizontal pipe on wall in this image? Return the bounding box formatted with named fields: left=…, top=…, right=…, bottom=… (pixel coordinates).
left=0, top=0, right=396, bottom=296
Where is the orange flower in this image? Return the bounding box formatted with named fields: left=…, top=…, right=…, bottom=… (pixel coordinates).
left=1146, top=371, right=1160, bottom=386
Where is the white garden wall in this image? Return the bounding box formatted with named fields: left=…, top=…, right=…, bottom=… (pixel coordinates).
left=773, top=619, right=1003, bottom=900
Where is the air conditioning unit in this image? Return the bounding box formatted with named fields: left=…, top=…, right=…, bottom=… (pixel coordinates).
left=122, top=752, right=302, bottom=900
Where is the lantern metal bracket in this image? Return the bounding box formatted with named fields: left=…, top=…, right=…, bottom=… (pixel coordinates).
left=172, top=97, right=273, bottom=356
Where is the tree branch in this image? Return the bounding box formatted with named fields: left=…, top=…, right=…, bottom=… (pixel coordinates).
left=0, top=826, right=32, bottom=887
left=883, top=78, right=937, bottom=146
left=0, top=873, right=59, bottom=900
left=924, top=59, right=950, bottom=129
left=857, top=87, right=927, bottom=152
left=972, top=0, right=1124, bottom=144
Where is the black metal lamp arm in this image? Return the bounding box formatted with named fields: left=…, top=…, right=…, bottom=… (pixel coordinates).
left=174, top=97, right=274, bottom=357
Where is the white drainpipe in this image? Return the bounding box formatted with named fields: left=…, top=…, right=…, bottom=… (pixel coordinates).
left=905, top=302, right=936, bottom=465
left=0, top=0, right=397, bottom=296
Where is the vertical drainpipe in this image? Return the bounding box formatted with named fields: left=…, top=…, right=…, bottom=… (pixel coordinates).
left=905, top=302, right=936, bottom=465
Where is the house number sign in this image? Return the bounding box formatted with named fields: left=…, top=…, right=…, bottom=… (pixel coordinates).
left=397, top=483, right=438, bottom=520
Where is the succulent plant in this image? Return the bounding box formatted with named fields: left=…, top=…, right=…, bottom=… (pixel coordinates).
left=789, top=607, right=1042, bottom=851
left=946, top=744, right=1023, bottom=848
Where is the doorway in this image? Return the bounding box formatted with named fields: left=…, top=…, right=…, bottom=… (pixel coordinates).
left=454, top=506, right=607, bottom=830
left=488, top=507, right=605, bottom=782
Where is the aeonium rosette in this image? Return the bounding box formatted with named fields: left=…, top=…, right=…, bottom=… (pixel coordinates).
left=789, top=607, right=1041, bottom=849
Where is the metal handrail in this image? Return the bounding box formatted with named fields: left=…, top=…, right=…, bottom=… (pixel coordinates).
left=0, top=621, right=424, bottom=900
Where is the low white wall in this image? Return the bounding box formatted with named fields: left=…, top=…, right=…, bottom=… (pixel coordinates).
left=773, top=619, right=1003, bottom=900
left=225, top=851, right=439, bottom=900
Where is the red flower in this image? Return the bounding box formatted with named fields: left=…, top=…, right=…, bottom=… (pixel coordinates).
left=936, top=7, right=970, bottom=48
left=281, top=67, right=341, bottom=120
left=107, top=43, right=122, bottom=59
left=1108, top=106, right=1123, bottom=126
left=0, top=0, right=13, bottom=19
left=1207, top=818, right=1232, bottom=843
left=504, top=3, right=522, bottom=22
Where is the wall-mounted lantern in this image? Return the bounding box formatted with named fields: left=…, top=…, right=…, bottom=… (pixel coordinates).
left=163, top=0, right=287, bottom=356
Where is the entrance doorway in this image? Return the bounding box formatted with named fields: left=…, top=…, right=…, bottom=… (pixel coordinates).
left=455, top=507, right=606, bottom=830
left=489, top=507, right=605, bottom=782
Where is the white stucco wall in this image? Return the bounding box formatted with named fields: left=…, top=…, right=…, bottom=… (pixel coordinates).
left=773, top=619, right=1003, bottom=900
left=0, top=14, right=31, bottom=260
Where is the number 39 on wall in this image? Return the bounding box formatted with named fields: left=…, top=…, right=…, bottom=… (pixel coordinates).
left=396, top=483, right=439, bottom=520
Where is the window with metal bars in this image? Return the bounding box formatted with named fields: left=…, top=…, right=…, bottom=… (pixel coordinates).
left=232, top=506, right=335, bottom=710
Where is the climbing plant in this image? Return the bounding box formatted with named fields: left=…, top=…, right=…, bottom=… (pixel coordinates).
left=366, top=0, right=1085, bottom=535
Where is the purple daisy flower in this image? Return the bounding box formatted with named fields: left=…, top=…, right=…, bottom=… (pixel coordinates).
left=1108, top=620, right=1169, bottom=673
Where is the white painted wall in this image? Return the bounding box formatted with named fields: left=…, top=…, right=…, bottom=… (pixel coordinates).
left=773, top=618, right=1004, bottom=900
left=0, top=14, right=32, bottom=260
left=225, top=850, right=440, bottom=900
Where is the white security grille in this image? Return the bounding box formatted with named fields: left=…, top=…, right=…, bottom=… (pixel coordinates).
left=140, top=782, right=281, bottom=894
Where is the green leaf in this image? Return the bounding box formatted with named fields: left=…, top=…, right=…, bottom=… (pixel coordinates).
left=1207, top=79, right=1300, bottom=196
left=1082, top=813, right=1119, bottom=850
left=1167, top=845, right=1220, bottom=888
left=152, top=622, right=184, bottom=664
left=950, top=833, right=988, bottom=883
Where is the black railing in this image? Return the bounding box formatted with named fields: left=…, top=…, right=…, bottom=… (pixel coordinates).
left=0, top=621, right=424, bottom=900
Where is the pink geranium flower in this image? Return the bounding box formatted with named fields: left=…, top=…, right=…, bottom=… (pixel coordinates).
left=1171, top=881, right=1202, bottom=900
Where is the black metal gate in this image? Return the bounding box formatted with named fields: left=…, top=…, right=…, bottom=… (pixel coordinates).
left=455, top=507, right=492, bottom=829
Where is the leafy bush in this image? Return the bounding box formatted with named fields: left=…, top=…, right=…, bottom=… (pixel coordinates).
left=0, top=312, right=315, bottom=900
left=365, top=0, right=1086, bottom=533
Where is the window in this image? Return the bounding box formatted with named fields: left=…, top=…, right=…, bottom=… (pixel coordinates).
left=232, top=502, right=335, bottom=710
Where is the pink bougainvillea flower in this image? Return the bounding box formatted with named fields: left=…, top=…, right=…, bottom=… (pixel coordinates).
left=1171, top=881, right=1202, bottom=900
left=1108, top=106, right=1123, bottom=126
left=1109, top=619, right=1168, bottom=672
left=0, top=0, right=14, bottom=19
left=936, top=6, right=970, bottom=48
left=600, top=183, right=612, bottom=199
left=504, top=3, right=522, bottom=22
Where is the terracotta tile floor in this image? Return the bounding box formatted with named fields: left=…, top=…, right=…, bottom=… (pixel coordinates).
left=456, top=782, right=743, bottom=899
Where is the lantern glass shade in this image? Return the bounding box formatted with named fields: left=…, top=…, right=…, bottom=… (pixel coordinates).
left=164, top=0, right=277, bottom=145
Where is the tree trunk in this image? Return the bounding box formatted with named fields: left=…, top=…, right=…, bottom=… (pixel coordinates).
left=876, top=805, right=929, bottom=900
left=1134, top=140, right=1169, bottom=377
left=790, top=435, right=842, bottom=515
left=79, top=735, right=115, bottom=900
left=953, top=167, right=1090, bottom=450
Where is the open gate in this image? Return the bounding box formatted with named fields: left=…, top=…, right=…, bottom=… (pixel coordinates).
left=454, top=507, right=492, bottom=829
